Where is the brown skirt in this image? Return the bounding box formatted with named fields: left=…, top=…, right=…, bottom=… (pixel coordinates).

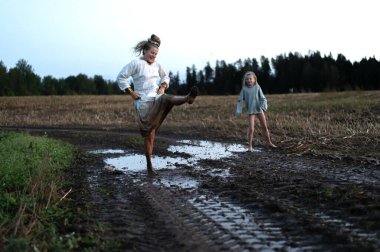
left=135, top=94, right=174, bottom=137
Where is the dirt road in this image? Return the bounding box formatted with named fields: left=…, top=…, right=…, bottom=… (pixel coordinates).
left=10, top=128, right=380, bottom=251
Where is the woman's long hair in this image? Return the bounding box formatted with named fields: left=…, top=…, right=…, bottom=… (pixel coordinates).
left=133, top=34, right=161, bottom=56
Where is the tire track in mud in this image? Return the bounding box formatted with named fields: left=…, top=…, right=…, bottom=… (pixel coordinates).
left=135, top=175, right=292, bottom=251
left=206, top=152, right=380, bottom=251
left=80, top=156, right=380, bottom=252
left=234, top=187, right=378, bottom=250
left=89, top=161, right=321, bottom=251
left=141, top=177, right=379, bottom=251
left=85, top=161, right=196, bottom=251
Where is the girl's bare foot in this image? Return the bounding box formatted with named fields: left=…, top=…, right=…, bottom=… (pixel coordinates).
left=268, top=142, right=277, bottom=148
left=247, top=144, right=253, bottom=152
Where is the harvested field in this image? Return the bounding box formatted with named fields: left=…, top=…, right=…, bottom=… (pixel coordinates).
left=1, top=91, right=379, bottom=251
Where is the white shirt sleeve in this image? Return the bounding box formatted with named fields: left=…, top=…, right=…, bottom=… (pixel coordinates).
left=116, top=61, right=136, bottom=91
left=158, top=63, right=170, bottom=87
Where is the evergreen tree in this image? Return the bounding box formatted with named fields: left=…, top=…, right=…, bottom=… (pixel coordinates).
left=8, top=59, right=41, bottom=95
left=167, top=71, right=180, bottom=94
left=0, top=61, right=9, bottom=96
left=204, top=62, right=214, bottom=84
left=42, top=75, right=58, bottom=95
left=258, top=56, right=272, bottom=93
left=94, top=75, right=108, bottom=94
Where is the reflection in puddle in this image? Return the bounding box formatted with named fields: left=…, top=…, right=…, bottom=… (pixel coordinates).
left=105, top=155, right=190, bottom=172
left=94, top=140, right=252, bottom=174
left=89, top=149, right=125, bottom=154
left=207, top=168, right=231, bottom=177
left=168, top=140, right=259, bottom=160
left=155, top=176, right=199, bottom=189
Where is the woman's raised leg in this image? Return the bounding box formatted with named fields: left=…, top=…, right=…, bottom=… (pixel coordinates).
left=167, top=86, right=198, bottom=105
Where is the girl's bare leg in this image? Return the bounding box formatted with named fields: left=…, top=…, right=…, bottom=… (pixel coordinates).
left=248, top=114, right=255, bottom=151
left=257, top=113, right=277, bottom=148
left=144, top=129, right=157, bottom=176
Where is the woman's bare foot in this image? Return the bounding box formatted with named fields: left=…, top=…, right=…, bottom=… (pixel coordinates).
left=188, top=86, right=199, bottom=104
left=147, top=167, right=158, bottom=177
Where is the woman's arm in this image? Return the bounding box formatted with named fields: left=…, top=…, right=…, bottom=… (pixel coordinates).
left=117, top=61, right=140, bottom=100
left=116, top=61, right=136, bottom=92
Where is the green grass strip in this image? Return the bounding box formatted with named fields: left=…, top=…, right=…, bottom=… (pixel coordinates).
left=0, top=131, right=77, bottom=251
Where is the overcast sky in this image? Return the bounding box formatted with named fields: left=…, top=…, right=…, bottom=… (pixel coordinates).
left=1, top=0, right=379, bottom=81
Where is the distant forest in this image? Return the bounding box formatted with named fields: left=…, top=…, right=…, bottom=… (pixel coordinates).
left=1, top=51, right=379, bottom=96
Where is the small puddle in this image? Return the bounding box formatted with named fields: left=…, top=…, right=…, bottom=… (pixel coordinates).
left=105, top=155, right=190, bottom=172
left=155, top=176, right=199, bottom=190
left=168, top=140, right=258, bottom=160
left=89, top=149, right=125, bottom=154
left=92, top=139, right=253, bottom=174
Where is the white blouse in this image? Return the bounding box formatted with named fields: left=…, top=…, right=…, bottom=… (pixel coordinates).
left=117, top=58, right=170, bottom=98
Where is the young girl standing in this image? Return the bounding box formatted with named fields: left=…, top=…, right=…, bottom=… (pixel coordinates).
left=236, top=71, right=277, bottom=151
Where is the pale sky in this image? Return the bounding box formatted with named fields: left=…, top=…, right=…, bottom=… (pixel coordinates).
left=1, top=0, right=379, bottom=81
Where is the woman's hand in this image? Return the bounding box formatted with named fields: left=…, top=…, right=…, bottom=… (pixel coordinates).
left=126, top=87, right=141, bottom=100
left=130, top=91, right=141, bottom=100
left=157, top=86, right=165, bottom=95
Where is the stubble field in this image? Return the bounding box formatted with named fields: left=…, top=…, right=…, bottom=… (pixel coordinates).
left=1, top=91, right=379, bottom=165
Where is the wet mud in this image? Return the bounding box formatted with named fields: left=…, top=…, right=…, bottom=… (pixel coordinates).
left=13, top=128, right=380, bottom=251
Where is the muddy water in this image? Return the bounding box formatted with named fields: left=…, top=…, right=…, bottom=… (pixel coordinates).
left=97, top=139, right=252, bottom=173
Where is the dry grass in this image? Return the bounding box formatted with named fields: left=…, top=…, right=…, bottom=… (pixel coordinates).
left=1, top=91, right=379, bottom=165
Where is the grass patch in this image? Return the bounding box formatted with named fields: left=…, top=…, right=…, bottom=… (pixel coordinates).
left=0, top=131, right=82, bottom=251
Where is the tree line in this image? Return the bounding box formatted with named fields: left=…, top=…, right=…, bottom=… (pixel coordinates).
left=0, top=59, right=120, bottom=96
left=1, top=51, right=379, bottom=96
left=176, top=51, right=380, bottom=95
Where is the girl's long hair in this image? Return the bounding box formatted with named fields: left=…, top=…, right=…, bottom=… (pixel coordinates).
left=133, top=34, right=161, bottom=56
left=242, top=71, right=257, bottom=88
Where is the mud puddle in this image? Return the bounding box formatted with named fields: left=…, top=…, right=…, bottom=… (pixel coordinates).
left=92, top=139, right=251, bottom=173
